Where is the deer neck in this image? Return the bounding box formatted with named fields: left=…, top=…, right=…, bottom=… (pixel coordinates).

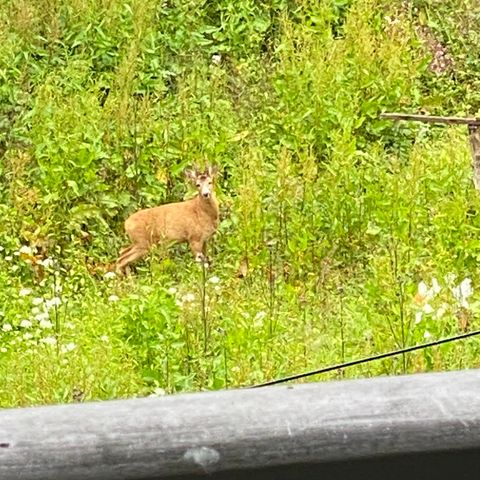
left=194, top=194, right=219, bottom=221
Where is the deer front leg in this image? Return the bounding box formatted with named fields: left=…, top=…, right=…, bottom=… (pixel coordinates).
left=189, top=239, right=206, bottom=263
left=201, top=241, right=211, bottom=266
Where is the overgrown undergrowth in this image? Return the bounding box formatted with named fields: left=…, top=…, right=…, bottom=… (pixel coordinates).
left=1, top=0, right=480, bottom=407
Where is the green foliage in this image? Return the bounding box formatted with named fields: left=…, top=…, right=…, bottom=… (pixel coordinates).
left=413, top=0, right=480, bottom=113
left=1, top=0, right=480, bottom=407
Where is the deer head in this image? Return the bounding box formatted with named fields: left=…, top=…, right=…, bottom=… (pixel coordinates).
left=185, top=165, right=218, bottom=199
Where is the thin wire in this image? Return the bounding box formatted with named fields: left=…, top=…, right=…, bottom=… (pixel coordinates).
left=251, top=328, right=480, bottom=388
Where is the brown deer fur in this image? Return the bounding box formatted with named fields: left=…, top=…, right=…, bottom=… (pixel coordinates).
left=116, top=166, right=219, bottom=273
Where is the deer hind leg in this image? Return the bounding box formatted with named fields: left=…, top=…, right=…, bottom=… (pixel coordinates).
left=119, top=245, right=133, bottom=257
left=116, top=245, right=133, bottom=274
left=116, top=243, right=149, bottom=273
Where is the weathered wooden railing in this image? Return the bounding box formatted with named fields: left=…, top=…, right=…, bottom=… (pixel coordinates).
left=381, top=112, right=480, bottom=189
left=2, top=369, right=480, bottom=479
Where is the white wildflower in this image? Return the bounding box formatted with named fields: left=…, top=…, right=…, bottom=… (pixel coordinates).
left=431, top=277, right=441, bottom=295
left=167, top=287, right=177, bottom=295
left=460, top=278, right=473, bottom=298
left=32, top=297, right=43, bottom=306
left=65, top=322, right=75, bottom=329
left=0, top=245, right=4, bottom=252
left=45, top=297, right=61, bottom=309
left=415, top=311, right=423, bottom=324
left=149, top=387, right=166, bottom=397
left=19, top=245, right=33, bottom=255
left=423, top=303, right=434, bottom=315
left=39, top=319, right=53, bottom=329
left=60, top=342, right=76, bottom=353
left=104, top=271, right=116, bottom=280
left=444, top=273, right=457, bottom=285
left=458, top=298, right=470, bottom=309
left=182, top=293, right=195, bottom=303
left=20, top=319, right=32, bottom=328
left=31, top=307, right=41, bottom=315
left=417, top=279, right=440, bottom=302
left=423, top=330, right=432, bottom=339
left=35, top=312, right=49, bottom=322
left=5, top=255, right=12, bottom=261
left=108, top=294, right=119, bottom=302
left=417, top=281, right=428, bottom=298
left=254, top=311, right=267, bottom=327
left=452, top=278, right=473, bottom=309
left=41, top=336, right=57, bottom=346
left=211, top=53, right=222, bottom=65
left=2, top=323, right=13, bottom=332
left=208, top=276, right=220, bottom=284
left=100, top=335, right=109, bottom=342
left=175, top=299, right=184, bottom=308
left=0, top=347, right=7, bottom=353
left=19, top=288, right=32, bottom=297
left=435, top=304, right=447, bottom=320
left=38, top=258, right=54, bottom=268
left=23, top=332, right=33, bottom=340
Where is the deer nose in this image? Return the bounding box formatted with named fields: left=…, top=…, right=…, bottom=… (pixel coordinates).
left=202, top=192, right=210, bottom=198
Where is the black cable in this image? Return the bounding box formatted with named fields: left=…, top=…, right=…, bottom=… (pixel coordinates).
left=251, top=328, right=480, bottom=388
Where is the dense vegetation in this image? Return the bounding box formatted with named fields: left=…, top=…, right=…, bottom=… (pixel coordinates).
left=1, top=0, right=480, bottom=407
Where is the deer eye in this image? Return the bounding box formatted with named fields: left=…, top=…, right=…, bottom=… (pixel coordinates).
left=196, top=182, right=201, bottom=187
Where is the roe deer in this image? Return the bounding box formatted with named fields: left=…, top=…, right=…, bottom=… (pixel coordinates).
left=116, top=165, right=219, bottom=273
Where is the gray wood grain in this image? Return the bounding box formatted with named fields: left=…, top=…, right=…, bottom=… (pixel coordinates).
left=2, top=370, right=480, bottom=479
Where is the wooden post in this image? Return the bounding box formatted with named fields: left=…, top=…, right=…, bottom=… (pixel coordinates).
left=2, top=370, right=480, bottom=479
left=381, top=112, right=480, bottom=190
left=469, top=124, right=480, bottom=189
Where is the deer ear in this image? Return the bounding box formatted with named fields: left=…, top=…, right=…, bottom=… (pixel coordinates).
left=184, top=168, right=197, bottom=182
left=207, top=165, right=218, bottom=177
